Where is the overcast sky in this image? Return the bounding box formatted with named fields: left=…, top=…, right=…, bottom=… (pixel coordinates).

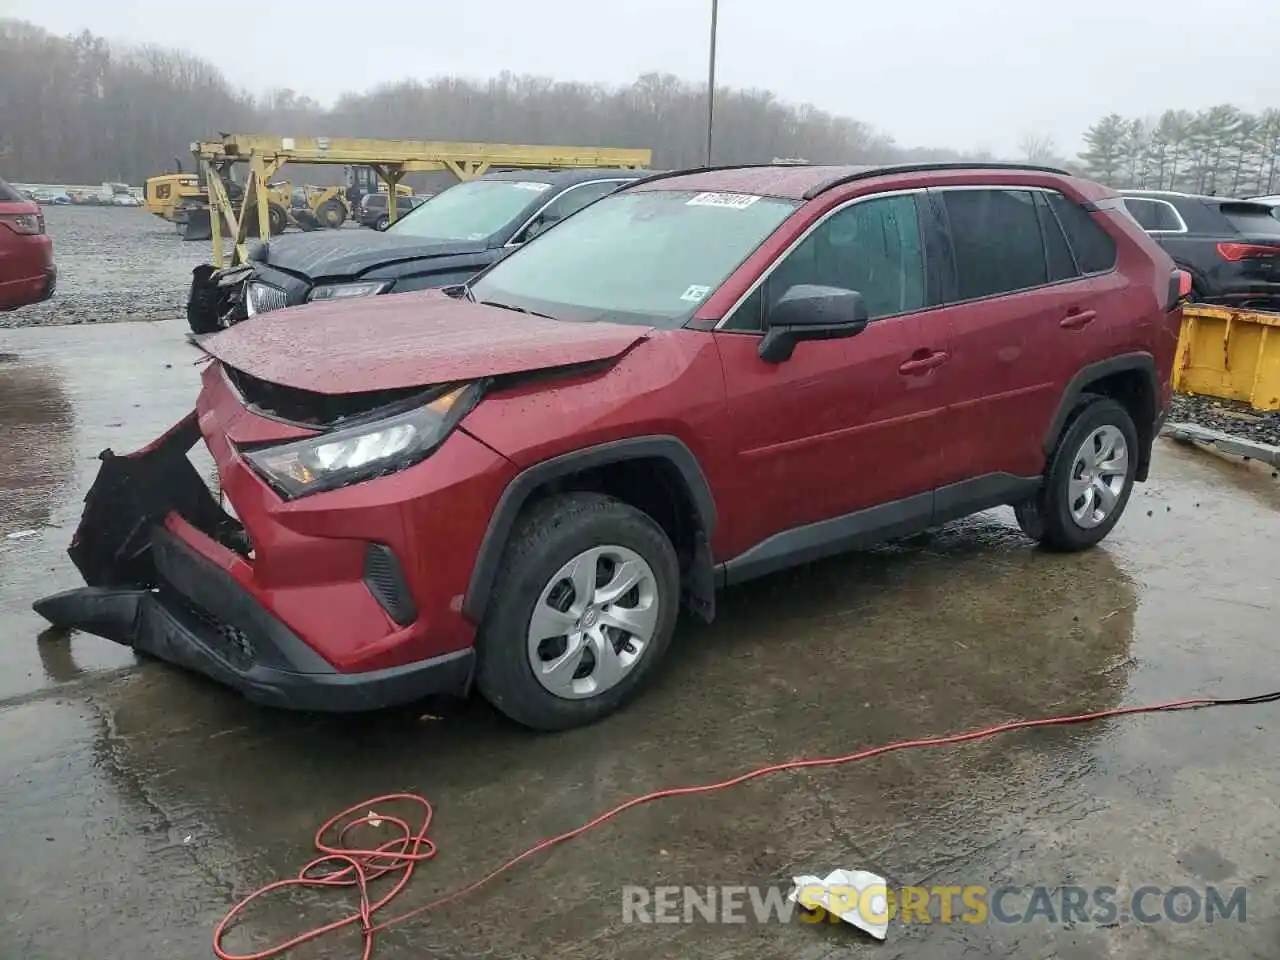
left=6, top=0, right=1280, bottom=156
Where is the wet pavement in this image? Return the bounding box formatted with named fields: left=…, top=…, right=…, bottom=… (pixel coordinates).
left=2, top=320, right=1279, bottom=960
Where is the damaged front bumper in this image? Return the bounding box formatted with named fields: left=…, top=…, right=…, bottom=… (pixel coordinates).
left=33, top=413, right=472, bottom=711
left=186, top=263, right=254, bottom=334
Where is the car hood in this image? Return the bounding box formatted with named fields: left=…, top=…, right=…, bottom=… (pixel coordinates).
left=258, top=230, right=490, bottom=278
left=200, top=290, right=652, bottom=394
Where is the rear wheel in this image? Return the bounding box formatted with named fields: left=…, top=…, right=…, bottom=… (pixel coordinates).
left=476, top=492, right=680, bottom=731
left=1015, top=396, right=1139, bottom=551
left=375, top=214, right=389, bottom=231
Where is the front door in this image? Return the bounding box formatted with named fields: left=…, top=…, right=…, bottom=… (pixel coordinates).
left=712, top=191, right=953, bottom=567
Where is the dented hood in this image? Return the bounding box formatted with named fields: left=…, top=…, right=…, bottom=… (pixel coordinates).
left=258, top=229, right=488, bottom=278
left=200, top=289, right=651, bottom=395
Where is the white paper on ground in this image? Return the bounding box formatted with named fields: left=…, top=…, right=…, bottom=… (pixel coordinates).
left=788, top=868, right=890, bottom=940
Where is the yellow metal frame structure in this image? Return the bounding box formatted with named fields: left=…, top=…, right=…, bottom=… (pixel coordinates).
left=194, top=135, right=653, bottom=267
left=1174, top=305, right=1280, bottom=412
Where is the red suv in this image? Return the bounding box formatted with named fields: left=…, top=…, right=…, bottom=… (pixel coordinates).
left=0, top=177, right=56, bottom=311
left=37, top=162, right=1185, bottom=731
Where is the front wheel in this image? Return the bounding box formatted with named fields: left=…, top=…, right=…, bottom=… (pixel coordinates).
left=1015, top=396, right=1139, bottom=552
left=476, top=492, right=680, bottom=731
left=316, top=199, right=346, bottom=229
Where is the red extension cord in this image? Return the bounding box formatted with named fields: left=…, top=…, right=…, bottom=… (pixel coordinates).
left=212, top=691, right=1278, bottom=960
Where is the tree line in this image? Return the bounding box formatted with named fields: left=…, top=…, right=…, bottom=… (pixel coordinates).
left=0, top=18, right=993, bottom=187
left=1075, top=107, right=1280, bottom=197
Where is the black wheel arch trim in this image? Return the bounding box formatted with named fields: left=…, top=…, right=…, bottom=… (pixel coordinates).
left=1044, top=352, right=1159, bottom=479
left=461, top=435, right=718, bottom=622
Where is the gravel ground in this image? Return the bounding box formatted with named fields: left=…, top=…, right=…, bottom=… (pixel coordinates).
left=1169, top=393, right=1280, bottom=448
left=1, top=204, right=206, bottom=328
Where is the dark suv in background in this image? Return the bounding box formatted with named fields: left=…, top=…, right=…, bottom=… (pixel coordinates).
left=1118, top=190, right=1280, bottom=307
left=187, top=167, right=653, bottom=333
left=358, top=192, right=428, bottom=230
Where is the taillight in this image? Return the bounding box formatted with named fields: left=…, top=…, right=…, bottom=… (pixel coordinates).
left=1166, top=269, right=1192, bottom=311
left=0, top=212, right=44, bottom=236
left=1216, top=241, right=1280, bottom=261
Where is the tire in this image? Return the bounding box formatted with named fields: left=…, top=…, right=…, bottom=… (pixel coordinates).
left=316, top=199, right=346, bottom=229
left=375, top=214, right=389, bottom=231
left=1015, top=395, right=1139, bottom=552
left=267, top=202, right=288, bottom=236
left=475, top=492, right=681, bottom=731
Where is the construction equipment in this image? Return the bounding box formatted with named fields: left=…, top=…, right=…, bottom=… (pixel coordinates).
left=1174, top=304, right=1280, bottom=411
left=144, top=172, right=201, bottom=221
left=191, top=134, right=652, bottom=267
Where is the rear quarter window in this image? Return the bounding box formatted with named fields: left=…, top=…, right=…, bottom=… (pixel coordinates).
left=0, top=178, right=25, bottom=203
left=1047, top=193, right=1118, bottom=274
left=1120, top=197, right=1184, bottom=232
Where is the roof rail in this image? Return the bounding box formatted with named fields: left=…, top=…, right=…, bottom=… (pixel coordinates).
left=616, top=160, right=1075, bottom=199
left=802, top=161, right=1073, bottom=199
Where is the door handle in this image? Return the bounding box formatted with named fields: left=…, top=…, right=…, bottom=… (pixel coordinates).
left=898, top=351, right=949, bottom=375
left=1060, top=308, right=1097, bottom=330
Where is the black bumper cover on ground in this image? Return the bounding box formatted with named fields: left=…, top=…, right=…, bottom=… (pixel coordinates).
left=32, top=414, right=473, bottom=712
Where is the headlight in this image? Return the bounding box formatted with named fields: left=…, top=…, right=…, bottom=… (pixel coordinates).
left=243, top=383, right=481, bottom=499
left=308, top=280, right=393, bottom=302
left=245, top=281, right=287, bottom=317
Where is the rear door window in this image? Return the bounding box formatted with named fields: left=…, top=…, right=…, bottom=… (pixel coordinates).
left=941, top=189, right=1047, bottom=300
left=1217, top=202, right=1280, bottom=237
left=1046, top=192, right=1117, bottom=274
left=1120, top=197, right=1184, bottom=232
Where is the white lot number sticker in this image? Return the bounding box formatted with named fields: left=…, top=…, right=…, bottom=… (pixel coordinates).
left=687, top=192, right=761, bottom=210
left=511, top=181, right=552, bottom=192
left=681, top=284, right=712, bottom=302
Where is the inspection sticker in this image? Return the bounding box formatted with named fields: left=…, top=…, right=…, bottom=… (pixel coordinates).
left=686, top=192, right=760, bottom=209
left=681, top=284, right=712, bottom=302
left=511, top=181, right=553, bottom=192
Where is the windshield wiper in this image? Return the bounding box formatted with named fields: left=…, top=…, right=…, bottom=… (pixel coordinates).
left=479, top=299, right=556, bottom=321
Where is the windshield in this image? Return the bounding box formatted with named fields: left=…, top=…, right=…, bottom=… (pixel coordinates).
left=468, top=189, right=799, bottom=327
left=384, top=179, right=552, bottom=241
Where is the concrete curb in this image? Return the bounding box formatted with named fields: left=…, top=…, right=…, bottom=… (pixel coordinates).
left=1160, top=421, right=1280, bottom=467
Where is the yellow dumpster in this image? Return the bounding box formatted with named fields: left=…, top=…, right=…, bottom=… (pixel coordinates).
left=1174, top=305, right=1280, bottom=412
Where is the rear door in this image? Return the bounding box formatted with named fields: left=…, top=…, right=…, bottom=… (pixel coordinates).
left=713, top=190, right=952, bottom=558
left=931, top=186, right=1112, bottom=490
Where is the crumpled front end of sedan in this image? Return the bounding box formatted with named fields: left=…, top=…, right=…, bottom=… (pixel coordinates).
left=33, top=360, right=517, bottom=711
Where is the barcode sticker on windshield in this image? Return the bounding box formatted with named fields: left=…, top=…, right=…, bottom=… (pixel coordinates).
left=687, top=192, right=760, bottom=210
left=681, top=285, right=711, bottom=302
left=512, top=182, right=552, bottom=192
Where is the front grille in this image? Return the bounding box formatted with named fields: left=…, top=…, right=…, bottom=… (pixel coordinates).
left=161, top=585, right=257, bottom=671
left=246, top=281, right=288, bottom=315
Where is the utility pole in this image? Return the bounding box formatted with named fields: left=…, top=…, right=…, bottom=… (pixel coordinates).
left=705, top=0, right=719, bottom=167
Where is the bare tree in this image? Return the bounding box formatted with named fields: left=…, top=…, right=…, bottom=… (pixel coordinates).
left=1018, top=132, right=1058, bottom=165
left=0, top=18, right=992, bottom=185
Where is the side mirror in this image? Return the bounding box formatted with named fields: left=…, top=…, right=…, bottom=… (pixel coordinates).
left=758, top=284, right=870, bottom=363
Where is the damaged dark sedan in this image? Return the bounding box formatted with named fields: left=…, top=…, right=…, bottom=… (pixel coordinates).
left=186, top=167, right=650, bottom=333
